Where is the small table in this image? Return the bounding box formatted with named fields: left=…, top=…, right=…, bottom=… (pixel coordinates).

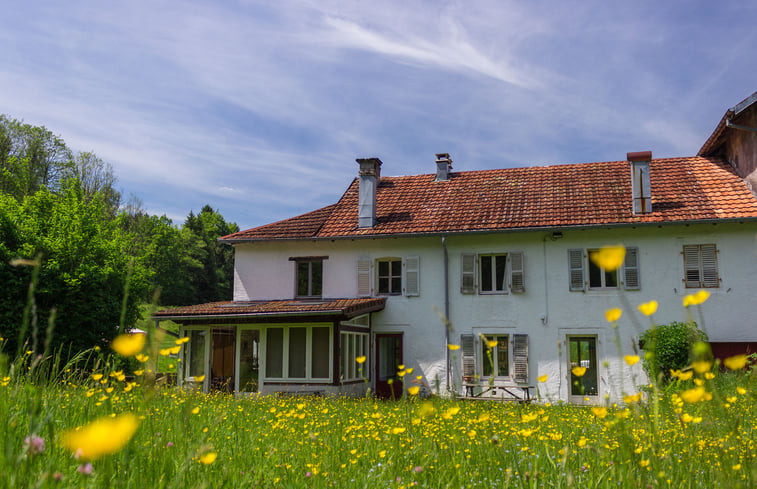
left=462, top=382, right=533, bottom=402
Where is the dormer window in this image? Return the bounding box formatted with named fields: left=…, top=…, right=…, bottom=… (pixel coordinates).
left=292, top=257, right=325, bottom=298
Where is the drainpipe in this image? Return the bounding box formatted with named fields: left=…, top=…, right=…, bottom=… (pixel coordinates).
left=442, top=235, right=450, bottom=391
left=541, top=235, right=549, bottom=326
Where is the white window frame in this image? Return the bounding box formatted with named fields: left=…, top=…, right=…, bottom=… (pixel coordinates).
left=683, top=244, right=719, bottom=288
left=340, top=331, right=369, bottom=382
left=566, top=334, right=600, bottom=403
left=180, top=326, right=211, bottom=392
left=262, top=324, right=333, bottom=382
left=480, top=334, right=511, bottom=379
left=376, top=257, right=402, bottom=295
left=569, top=247, right=640, bottom=292
left=461, top=251, right=525, bottom=295
left=587, top=249, right=619, bottom=290
left=479, top=254, right=509, bottom=294
left=294, top=259, right=324, bottom=299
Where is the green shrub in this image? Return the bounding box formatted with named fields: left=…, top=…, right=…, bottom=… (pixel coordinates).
left=640, top=321, right=708, bottom=383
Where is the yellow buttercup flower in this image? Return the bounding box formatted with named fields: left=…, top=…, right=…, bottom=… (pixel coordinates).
left=391, top=427, right=406, bottom=435
left=91, top=373, right=103, bottom=381
left=135, top=354, right=149, bottom=363
left=590, top=245, right=626, bottom=272
left=571, top=366, right=587, bottom=377
left=195, top=375, right=205, bottom=382
left=683, top=290, right=710, bottom=307
left=680, top=387, right=706, bottom=403
left=673, top=370, right=693, bottom=381
left=723, top=354, right=747, bottom=370
left=605, top=308, right=622, bottom=322
left=355, top=356, right=366, bottom=364
left=624, top=392, right=642, bottom=404
left=198, top=452, right=217, bottom=464
left=111, top=334, right=146, bottom=357
left=637, top=300, right=658, bottom=316
left=447, top=344, right=460, bottom=351
left=175, top=337, right=190, bottom=345
left=537, top=374, right=548, bottom=383
left=591, top=407, right=608, bottom=418
left=624, top=355, right=640, bottom=366
left=407, top=386, right=420, bottom=396
left=486, top=339, right=498, bottom=349
left=60, top=413, right=140, bottom=461
left=691, top=361, right=712, bottom=374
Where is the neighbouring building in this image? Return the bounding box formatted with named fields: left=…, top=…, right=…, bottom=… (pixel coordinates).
left=155, top=91, right=757, bottom=403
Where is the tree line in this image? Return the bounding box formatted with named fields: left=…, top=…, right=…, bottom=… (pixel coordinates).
left=0, top=115, right=238, bottom=356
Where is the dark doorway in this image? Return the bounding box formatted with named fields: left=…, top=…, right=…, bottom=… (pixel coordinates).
left=211, top=329, right=235, bottom=392
left=375, top=333, right=403, bottom=399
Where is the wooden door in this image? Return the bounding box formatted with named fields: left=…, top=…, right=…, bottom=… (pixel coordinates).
left=375, top=333, right=403, bottom=399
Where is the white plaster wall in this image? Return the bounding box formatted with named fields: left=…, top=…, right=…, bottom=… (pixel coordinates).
left=230, top=222, right=757, bottom=402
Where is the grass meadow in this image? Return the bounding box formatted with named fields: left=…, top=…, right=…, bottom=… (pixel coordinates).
left=0, top=345, right=754, bottom=489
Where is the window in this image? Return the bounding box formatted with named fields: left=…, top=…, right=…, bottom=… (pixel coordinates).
left=340, top=332, right=369, bottom=381
left=377, top=258, right=402, bottom=295
left=295, top=259, right=323, bottom=298
left=568, top=336, right=598, bottom=396
left=264, top=326, right=332, bottom=381
left=481, top=335, right=509, bottom=377
left=460, top=252, right=525, bottom=294
left=569, top=247, right=640, bottom=291
left=683, top=244, right=719, bottom=288
left=185, top=330, right=207, bottom=379
left=461, top=333, right=529, bottom=383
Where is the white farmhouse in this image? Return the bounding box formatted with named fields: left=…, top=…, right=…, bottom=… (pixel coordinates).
left=156, top=92, right=757, bottom=403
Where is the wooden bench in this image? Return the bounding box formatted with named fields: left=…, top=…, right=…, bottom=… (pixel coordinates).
left=462, top=382, right=533, bottom=403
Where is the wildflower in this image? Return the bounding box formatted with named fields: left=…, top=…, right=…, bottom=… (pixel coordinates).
left=398, top=365, right=405, bottom=370
left=521, top=413, right=538, bottom=423
left=191, top=407, right=200, bottom=414
left=175, top=337, right=190, bottom=345
left=590, top=245, right=626, bottom=272
left=637, top=300, right=658, bottom=316
left=571, top=366, right=587, bottom=377
left=111, top=334, right=146, bottom=356
left=537, top=374, right=548, bottom=382
left=417, top=402, right=435, bottom=417
left=680, top=387, right=706, bottom=403
left=442, top=407, right=460, bottom=419
left=733, top=464, right=742, bottom=471
left=77, top=463, right=93, bottom=475
left=681, top=413, right=693, bottom=423
left=91, top=374, right=103, bottom=381
left=198, top=452, right=217, bottom=464
left=692, top=361, right=712, bottom=374
left=134, top=370, right=144, bottom=376
left=166, top=442, right=173, bottom=448
left=639, top=460, right=650, bottom=468
left=673, top=370, right=693, bottom=381
left=736, top=386, right=746, bottom=395
left=355, top=356, right=366, bottom=364
left=407, top=386, right=420, bottom=396
left=447, top=344, right=460, bottom=351
left=486, top=339, right=498, bottom=349
left=391, top=427, right=406, bottom=435
left=624, top=393, right=642, bottom=404
left=23, top=435, right=45, bottom=455
left=414, top=466, right=423, bottom=473
left=605, top=308, right=622, bottom=322
left=61, top=413, right=140, bottom=461
left=195, top=375, right=205, bottom=382
left=704, top=372, right=715, bottom=380
left=591, top=407, right=608, bottom=418
left=723, top=354, right=747, bottom=370
left=135, top=354, right=149, bottom=363
left=683, top=290, right=710, bottom=307
left=624, top=355, right=640, bottom=366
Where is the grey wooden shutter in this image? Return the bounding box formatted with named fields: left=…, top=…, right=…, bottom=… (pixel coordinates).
left=461, top=253, right=476, bottom=294
left=683, top=245, right=701, bottom=288
left=357, top=259, right=371, bottom=297
left=509, top=252, right=525, bottom=293
left=700, top=244, right=719, bottom=288
left=461, top=334, right=476, bottom=378
left=568, top=249, right=585, bottom=291
left=513, top=334, right=528, bottom=384
left=404, top=256, right=420, bottom=296
left=623, top=246, right=640, bottom=290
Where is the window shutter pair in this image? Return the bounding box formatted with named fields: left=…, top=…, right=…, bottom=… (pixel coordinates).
left=568, top=247, right=640, bottom=291
left=357, top=257, right=420, bottom=296
left=460, top=252, right=525, bottom=293
left=459, top=333, right=529, bottom=383
left=683, top=244, right=718, bottom=288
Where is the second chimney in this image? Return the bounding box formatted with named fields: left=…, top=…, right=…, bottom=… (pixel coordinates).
left=357, top=157, right=382, bottom=228
left=627, top=151, right=652, bottom=214
left=435, top=153, right=452, bottom=181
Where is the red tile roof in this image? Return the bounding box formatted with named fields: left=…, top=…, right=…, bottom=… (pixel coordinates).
left=154, top=298, right=386, bottom=320
left=222, top=156, right=757, bottom=241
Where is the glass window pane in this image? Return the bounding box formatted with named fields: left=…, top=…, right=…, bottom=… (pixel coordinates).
left=311, top=261, right=322, bottom=296
left=588, top=260, right=602, bottom=287
left=288, top=327, right=307, bottom=378
left=188, top=330, right=206, bottom=378
left=481, top=256, right=492, bottom=291
left=239, top=330, right=260, bottom=392
left=391, top=260, right=401, bottom=276
left=391, top=277, right=401, bottom=294
left=266, top=328, right=284, bottom=378
left=311, top=327, right=330, bottom=379
left=495, top=256, right=507, bottom=291
left=378, top=261, right=389, bottom=276
left=497, top=337, right=509, bottom=376
left=378, top=277, right=389, bottom=294
left=482, top=341, right=492, bottom=376
left=297, top=262, right=310, bottom=296
left=604, top=269, right=617, bottom=288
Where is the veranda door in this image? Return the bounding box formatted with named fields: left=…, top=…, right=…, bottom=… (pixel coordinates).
left=568, top=336, right=598, bottom=402
left=375, top=333, right=403, bottom=399
left=237, top=329, right=260, bottom=393
left=211, top=329, right=235, bottom=392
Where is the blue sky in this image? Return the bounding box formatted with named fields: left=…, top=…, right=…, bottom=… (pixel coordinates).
left=1, top=1, right=756, bottom=230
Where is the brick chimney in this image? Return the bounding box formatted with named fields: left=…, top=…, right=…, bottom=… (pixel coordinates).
left=435, top=153, right=452, bottom=181
left=356, top=157, right=382, bottom=228
left=627, top=151, right=652, bottom=214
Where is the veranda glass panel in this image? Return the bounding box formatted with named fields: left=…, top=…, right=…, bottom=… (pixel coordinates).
left=266, top=328, right=284, bottom=378
left=311, top=327, right=330, bottom=379
left=288, top=327, right=307, bottom=378
left=569, top=337, right=598, bottom=396
left=187, top=330, right=206, bottom=378
left=239, top=330, right=260, bottom=392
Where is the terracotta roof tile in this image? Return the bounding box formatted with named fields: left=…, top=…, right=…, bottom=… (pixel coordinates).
left=223, top=157, right=757, bottom=241
left=155, top=298, right=386, bottom=319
